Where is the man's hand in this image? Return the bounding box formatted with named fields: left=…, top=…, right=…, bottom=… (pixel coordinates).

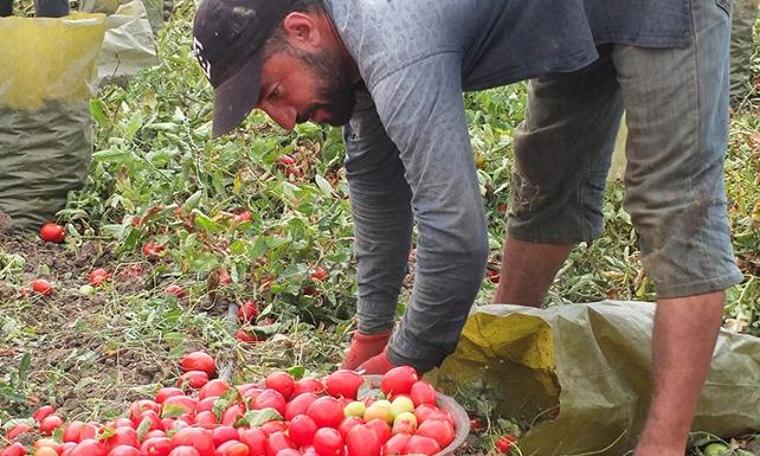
left=340, top=329, right=392, bottom=371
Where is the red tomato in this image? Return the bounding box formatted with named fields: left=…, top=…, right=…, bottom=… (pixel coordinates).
left=129, top=400, right=161, bottom=421
left=253, top=389, right=286, bottom=416
left=2, top=443, right=26, bottom=456
left=273, top=451, right=299, bottom=456
left=309, top=267, right=327, bottom=282
left=237, top=301, right=258, bottom=322
left=409, top=381, right=437, bottom=407
left=88, top=268, right=110, bottom=287
left=165, top=285, right=186, bottom=299
left=266, top=432, right=294, bottom=456
left=494, top=435, right=517, bottom=453
left=325, top=370, right=363, bottom=400
left=264, top=372, right=294, bottom=400
left=337, top=417, right=364, bottom=441
left=32, top=279, right=53, bottom=297
left=215, top=441, right=249, bottom=456
left=155, top=387, right=185, bottom=404
left=260, top=421, right=288, bottom=436
left=171, top=428, right=214, bottom=456
left=181, top=352, right=217, bottom=376
left=40, top=223, right=65, bottom=243
left=111, top=418, right=133, bottom=429
left=413, top=404, right=438, bottom=424
left=237, top=428, right=267, bottom=456
left=142, top=242, right=165, bottom=258
left=233, top=211, right=252, bottom=223
left=7, top=424, right=33, bottom=440
left=405, top=436, right=440, bottom=456
left=106, top=446, right=140, bottom=456
left=33, top=405, right=57, bottom=423
left=133, top=411, right=162, bottom=432
left=380, top=366, right=418, bottom=396
left=284, top=393, right=318, bottom=421
left=364, top=419, right=391, bottom=446
left=33, top=439, right=60, bottom=452
left=40, top=415, right=64, bottom=435
left=346, top=425, right=380, bottom=456
left=194, top=412, right=217, bottom=428
left=288, top=415, right=317, bottom=448
left=178, top=370, right=210, bottom=390
left=140, top=437, right=172, bottom=456
left=292, top=378, right=324, bottom=396
left=211, top=427, right=239, bottom=447
left=143, top=431, right=166, bottom=440
left=105, top=427, right=138, bottom=449
left=306, top=397, right=343, bottom=429
left=168, top=448, right=200, bottom=456
left=221, top=404, right=244, bottom=426
left=235, top=330, right=259, bottom=343
left=311, top=428, right=342, bottom=456
left=70, top=440, right=106, bottom=456
left=415, top=419, right=455, bottom=448
left=161, top=396, right=197, bottom=416
left=381, top=434, right=410, bottom=455
left=196, top=397, right=218, bottom=413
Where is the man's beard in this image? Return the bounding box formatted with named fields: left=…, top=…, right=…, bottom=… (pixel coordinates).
left=296, top=47, right=357, bottom=126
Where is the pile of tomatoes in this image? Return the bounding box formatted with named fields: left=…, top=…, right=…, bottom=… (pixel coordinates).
left=1, top=352, right=460, bottom=456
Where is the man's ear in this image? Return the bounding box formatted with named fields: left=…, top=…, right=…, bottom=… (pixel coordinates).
left=281, top=12, right=321, bottom=50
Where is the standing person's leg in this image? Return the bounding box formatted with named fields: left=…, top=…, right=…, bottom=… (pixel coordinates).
left=610, top=0, right=744, bottom=452
left=494, top=48, right=624, bottom=307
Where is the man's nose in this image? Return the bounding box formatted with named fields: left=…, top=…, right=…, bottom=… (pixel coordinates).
left=261, top=103, right=297, bottom=131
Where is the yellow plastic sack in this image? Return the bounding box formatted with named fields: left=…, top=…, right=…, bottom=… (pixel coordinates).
left=0, top=14, right=105, bottom=229
left=430, top=301, right=760, bottom=455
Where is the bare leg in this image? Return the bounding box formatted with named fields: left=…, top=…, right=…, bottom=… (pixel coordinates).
left=492, top=238, right=574, bottom=307
left=634, top=291, right=725, bottom=455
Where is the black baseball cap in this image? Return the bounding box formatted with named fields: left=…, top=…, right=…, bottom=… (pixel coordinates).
left=193, top=0, right=298, bottom=138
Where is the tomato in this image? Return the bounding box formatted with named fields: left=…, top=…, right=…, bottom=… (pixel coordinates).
left=413, top=404, right=438, bottom=424
left=143, top=431, right=166, bottom=440
left=405, top=436, right=440, bottom=456
left=34, top=447, right=58, bottom=456
left=196, top=397, right=218, bottom=413
left=237, top=428, right=267, bottom=456
left=257, top=421, right=286, bottom=436
left=309, top=267, right=327, bottom=282
left=40, top=223, right=65, bottom=243
left=236, top=383, right=258, bottom=396
left=105, top=427, right=138, bottom=449
left=111, top=419, right=133, bottom=429
left=494, top=435, right=517, bottom=453
left=345, top=425, right=380, bottom=456
left=70, top=440, right=106, bottom=456
left=221, top=404, right=244, bottom=426
left=2, top=443, right=26, bottom=456
left=286, top=415, right=316, bottom=448
left=88, top=269, right=110, bottom=287
left=237, top=301, right=258, bottom=322
left=215, top=441, right=249, bottom=456
left=235, top=330, right=259, bottom=343
left=33, top=406, right=57, bottom=423
left=178, top=370, right=210, bottom=390
left=155, top=387, right=185, bottom=404
left=194, top=411, right=217, bottom=428
left=168, top=447, right=200, bottom=456
left=365, top=419, right=391, bottom=445
left=390, top=412, right=417, bottom=435
left=171, top=427, right=214, bottom=456
left=266, top=432, right=294, bottom=456
left=409, top=381, right=436, bottom=407
left=306, top=397, right=343, bottom=429
left=264, top=372, right=294, bottom=400
left=380, top=367, right=418, bottom=396
left=381, top=434, right=410, bottom=455
left=233, top=211, right=252, bottom=223
left=78, top=424, right=99, bottom=442
left=284, top=393, right=317, bottom=421
left=292, top=378, right=324, bottom=396
left=311, top=428, right=342, bottom=456
left=337, top=417, right=363, bottom=441
left=33, top=440, right=60, bottom=452
left=106, top=446, right=140, bottom=456
left=129, top=400, right=161, bottom=421
left=253, top=389, right=286, bottom=416
left=134, top=411, right=162, bottom=432
left=325, top=370, right=363, bottom=400
left=142, top=242, right=165, bottom=259
left=32, top=279, right=53, bottom=296
left=181, top=352, right=217, bottom=376
left=140, top=437, right=172, bottom=456
left=273, top=451, right=299, bottom=456
left=40, top=415, right=64, bottom=435
left=7, top=424, right=33, bottom=440
left=211, top=427, right=239, bottom=447
left=165, top=285, right=186, bottom=299
left=415, top=419, right=455, bottom=448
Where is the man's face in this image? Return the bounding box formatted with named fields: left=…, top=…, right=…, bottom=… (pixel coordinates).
left=256, top=45, right=356, bottom=131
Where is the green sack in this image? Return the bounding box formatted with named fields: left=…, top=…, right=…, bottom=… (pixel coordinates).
left=0, top=13, right=106, bottom=230
left=431, top=301, right=760, bottom=455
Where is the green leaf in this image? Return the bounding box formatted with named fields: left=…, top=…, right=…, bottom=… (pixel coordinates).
left=136, top=416, right=153, bottom=441
left=193, top=209, right=219, bottom=233
left=89, top=98, right=108, bottom=128
left=287, top=366, right=305, bottom=380
left=235, top=408, right=283, bottom=428
left=184, top=191, right=204, bottom=212
left=314, top=175, right=333, bottom=196
left=161, top=404, right=188, bottom=418
left=16, top=353, right=31, bottom=384
left=93, top=148, right=130, bottom=163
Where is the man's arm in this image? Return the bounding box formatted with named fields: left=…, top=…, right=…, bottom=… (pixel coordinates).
left=369, top=52, right=490, bottom=371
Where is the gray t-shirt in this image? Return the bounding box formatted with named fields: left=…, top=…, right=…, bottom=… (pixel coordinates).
left=323, top=0, right=691, bottom=366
